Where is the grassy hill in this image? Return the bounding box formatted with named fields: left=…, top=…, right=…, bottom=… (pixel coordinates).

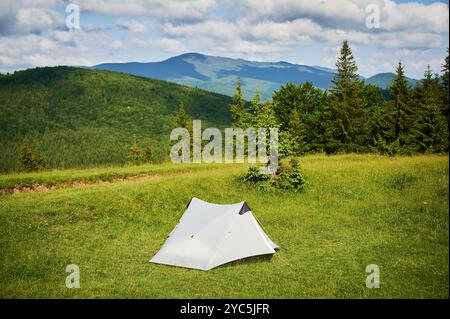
left=0, top=66, right=233, bottom=172
left=0, top=154, right=447, bottom=298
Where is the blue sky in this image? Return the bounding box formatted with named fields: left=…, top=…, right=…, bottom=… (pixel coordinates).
left=0, top=0, right=448, bottom=78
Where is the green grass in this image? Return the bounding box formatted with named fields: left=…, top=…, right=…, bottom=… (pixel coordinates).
left=0, top=154, right=448, bottom=298
left=0, top=163, right=234, bottom=192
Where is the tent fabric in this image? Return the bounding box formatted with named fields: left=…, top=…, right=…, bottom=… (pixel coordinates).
left=150, top=197, right=279, bottom=270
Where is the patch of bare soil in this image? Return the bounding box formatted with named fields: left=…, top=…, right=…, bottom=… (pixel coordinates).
left=2, top=173, right=168, bottom=195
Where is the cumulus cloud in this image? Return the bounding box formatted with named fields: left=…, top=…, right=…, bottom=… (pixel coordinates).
left=77, top=0, right=215, bottom=21
left=0, top=0, right=448, bottom=78
left=131, top=37, right=186, bottom=53
left=116, top=19, right=148, bottom=33
left=0, top=0, right=63, bottom=36
left=225, top=0, right=448, bottom=34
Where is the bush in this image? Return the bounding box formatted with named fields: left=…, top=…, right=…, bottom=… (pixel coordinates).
left=372, top=137, right=400, bottom=156
left=127, top=142, right=155, bottom=165
left=17, top=143, right=47, bottom=172
left=240, top=159, right=307, bottom=192
left=241, top=166, right=271, bottom=184
left=274, top=163, right=307, bottom=191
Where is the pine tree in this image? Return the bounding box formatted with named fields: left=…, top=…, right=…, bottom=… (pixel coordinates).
left=230, top=79, right=246, bottom=127
left=250, top=88, right=262, bottom=117
left=412, top=65, right=448, bottom=152
left=382, top=61, right=414, bottom=149
left=322, top=40, right=369, bottom=153
left=175, top=101, right=189, bottom=129
left=441, top=48, right=449, bottom=119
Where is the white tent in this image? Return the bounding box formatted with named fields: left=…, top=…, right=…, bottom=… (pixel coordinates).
left=150, top=197, right=279, bottom=270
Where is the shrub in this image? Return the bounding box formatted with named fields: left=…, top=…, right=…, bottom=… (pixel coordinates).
left=241, top=166, right=270, bottom=184
left=240, top=159, right=307, bottom=192
left=17, top=143, right=47, bottom=172
left=127, top=142, right=155, bottom=165
left=273, top=161, right=307, bottom=192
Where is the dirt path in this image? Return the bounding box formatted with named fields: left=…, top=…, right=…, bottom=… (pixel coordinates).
left=1, top=172, right=180, bottom=195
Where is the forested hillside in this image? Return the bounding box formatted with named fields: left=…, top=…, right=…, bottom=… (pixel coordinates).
left=227, top=42, right=449, bottom=156
left=0, top=67, right=233, bottom=172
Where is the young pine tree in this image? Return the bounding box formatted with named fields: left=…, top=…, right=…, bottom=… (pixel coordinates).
left=175, top=101, right=189, bottom=129
left=230, top=79, right=246, bottom=128
left=322, top=40, right=369, bottom=153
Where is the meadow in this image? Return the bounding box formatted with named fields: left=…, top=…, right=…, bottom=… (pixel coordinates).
left=0, top=154, right=448, bottom=298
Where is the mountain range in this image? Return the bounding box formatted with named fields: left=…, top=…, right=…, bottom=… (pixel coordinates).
left=92, top=53, right=418, bottom=100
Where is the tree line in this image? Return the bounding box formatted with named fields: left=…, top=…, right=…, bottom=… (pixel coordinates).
left=229, top=41, right=449, bottom=156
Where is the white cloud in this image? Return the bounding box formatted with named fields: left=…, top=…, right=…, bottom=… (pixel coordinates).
left=116, top=19, right=148, bottom=33
left=77, top=0, right=215, bottom=21
left=226, top=0, right=448, bottom=34
left=131, top=37, right=186, bottom=53
left=0, top=0, right=448, bottom=78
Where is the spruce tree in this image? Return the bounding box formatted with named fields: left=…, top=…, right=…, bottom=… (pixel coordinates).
left=384, top=61, right=413, bottom=148
left=175, top=101, right=189, bottom=129
left=441, top=48, right=449, bottom=119
left=322, top=40, right=369, bottom=153
left=413, top=65, right=448, bottom=152
left=230, top=79, right=246, bottom=127
left=174, top=101, right=193, bottom=158
left=250, top=88, right=262, bottom=120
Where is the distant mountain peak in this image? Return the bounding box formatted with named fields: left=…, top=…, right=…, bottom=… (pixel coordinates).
left=168, top=52, right=206, bottom=60
left=91, top=53, right=418, bottom=100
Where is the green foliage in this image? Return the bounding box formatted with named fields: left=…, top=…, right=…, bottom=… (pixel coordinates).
left=240, top=159, right=307, bottom=192
left=175, top=101, right=189, bottom=129
left=389, top=61, right=414, bottom=145
left=230, top=43, right=448, bottom=158
left=372, top=137, right=402, bottom=156
left=441, top=48, right=449, bottom=119
left=1, top=46, right=449, bottom=174
left=0, top=67, right=233, bottom=172
left=272, top=82, right=327, bottom=154
left=17, top=142, right=47, bottom=172
left=411, top=66, right=449, bottom=153
left=230, top=79, right=246, bottom=127
left=127, top=142, right=156, bottom=165
left=322, top=40, right=370, bottom=154
left=240, top=166, right=270, bottom=184
left=273, top=161, right=307, bottom=191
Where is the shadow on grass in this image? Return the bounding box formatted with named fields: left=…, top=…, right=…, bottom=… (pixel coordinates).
left=214, top=253, right=275, bottom=270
